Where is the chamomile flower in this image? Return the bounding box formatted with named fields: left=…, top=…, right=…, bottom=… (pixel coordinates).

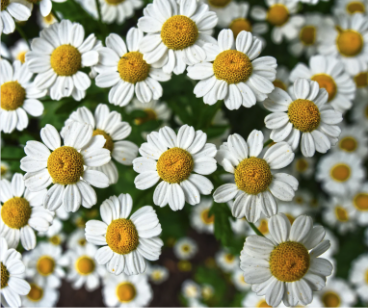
left=214, top=130, right=297, bottom=222
left=21, top=281, right=59, bottom=307
left=138, top=0, right=218, bottom=75
left=26, top=20, right=99, bottom=101
left=334, top=0, right=368, bottom=16
left=251, top=0, right=304, bottom=44
left=187, top=30, right=277, bottom=110
left=273, top=66, right=290, bottom=91
left=346, top=183, right=368, bottom=226
left=291, top=155, right=315, bottom=179
left=37, top=11, right=60, bottom=28
left=232, top=269, right=251, bottom=292
left=215, top=249, right=239, bottom=273
left=0, top=173, right=53, bottom=250
left=174, top=237, right=198, bottom=260
left=204, top=0, right=236, bottom=28
left=96, top=29, right=171, bottom=106
left=85, top=193, right=163, bottom=276
left=201, top=284, right=214, bottom=300
left=241, top=213, right=333, bottom=307
left=1, top=161, right=11, bottom=180
left=264, top=79, right=343, bottom=157
left=133, top=125, right=217, bottom=211
left=26, top=0, right=66, bottom=17
left=0, top=0, right=31, bottom=35
left=349, top=253, right=368, bottom=302
left=67, top=228, right=87, bottom=249
left=102, top=272, right=152, bottom=307
left=190, top=198, right=214, bottom=234
left=128, top=98, right=171, bottom=127
left=148, top=265, right=169, bottom=284
left=252, top=217, right=272, bottom=238
left=290, top=55, right=356, bottom=113
left=182, top=279, right=201, bottom=300
left=278, top=202, right=308, bottom=225
left=1, top=60, right=47, bottom=134
left=317, top=278, right=356, bottom=307
left=332, top=124, right=368, bottom=158
left=241, top=293, right=270, bottom=307
left=316, top=152, right=365, bottom=196
left=10, top=39, right=29, bottom=64
left=230, top=217, right=251, bottom=237
left=353, top=68, right=368, bottom=96
left=20, top=122, right=111, bottom=212
left=351, top=93, right=368, bottom=129
left=39, top=218, right=65, bottom=246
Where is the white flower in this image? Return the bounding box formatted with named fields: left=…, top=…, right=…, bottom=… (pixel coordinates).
left=20, top=122, right=111, bottom=212
left=277, top=202, right=308, bottom=225
left=102, top=272, right=152, bottom=307
left=1, top=41, right=10, bottom=59
left=346, top=182, right=368, bottom=226
left=174, top=237, right=198, bottom=260
left=85, top=193, right=163, bottom=276
left=291, top=155, right=315, bottom=179
left=1, top=161, right=11, bottom=180
left=62, top=104, right=138, bottom=184
left=241, top=213, right=333, bottom=307
left=273, top=66, right=290, bottom=91
left=316, top=152, right=365, bottom=196
left=25, top=20, right=99, bottom=101
left=9, top=39, right=29, bottom=64
left=38, top=218, right=65, bottom=246
left=37, top=10, right=61, bottom=28
left=349, top=253, right=368, bottom=302
left=264, top=79, right=343, bottom=157
left=1, top=60, right=46, bottom=134
left=331, top=124, right=368, bottom=157
left=322, top=228, right=339, bottom=259
left=0, top=237, right=30, bottom=308
left=67, top=228, right=87, bottom=249
left=27, top=0, right=66, bottom=17
left=187, top=30, right=277, bottom=110
left=317, top=278, right=357, bottom=307
left=241, top=293, right=269, bottom=307
left=190, top=198, right=214, bottom=234
left=0, top=173, right=53, bottom=250
left=215, top=249, right=239, bottom=273
left=133, top=124, right=217, bottom=211
left=138, top=0, right=218, bottom=75
left=182, top=279, right=201, bottom=300
left=214, top=130, right=297, bottom=222
left=0, top=0, right=31, bottom=34
left=147, top=265, right=169, bottom=284
left=353, top=69, right=368, bottom=97
left=334, top=0, right=368, bottom=17
left=351, top=92, right=368, bottom=129
left=21, top=281, right=59, bottom=307
left=231, top=269, right=251, bottom=292
left=204, top=0, right=237, bottom=28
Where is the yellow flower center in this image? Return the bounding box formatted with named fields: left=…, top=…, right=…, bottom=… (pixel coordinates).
left=182, top=244, right=190, bottom=252
left=267, top=4, right=289, bottom=27
left=92, top=129, right=114, bottom=152
left=288, top=99, right=321, bottom=132
left=285, top=214, right=295, bottom=225
left=116, top=282, right=136, bottom=303
left=17, top=51, right=27, bottom=63
left=346, top=1, right=365, bottom=14
left=208, top=0, right=231, bottom=8
left=354, top=72, right=368, bottom=88
left=273, top=79, right=287, bottom=91
left=1, top=81, right=26, bottom=111
left=47, top=146, right=84, bottom=185
left=1, top=197, right=31, bottom=229
left=178, top=260, right=192, bottom=271
left=49, top=235, right=61, bottom=245
left=311, top=74, right=337, bottom=101
left=1, top=0, right=9, bottom=10
left=234, top=157, right=272, bottom=195
left=37, top=256, right=55, bottom=276
left=270, top=241, right=310, bottom=282
left=75, top=256, right=95, bottom=275
left=1, top=165, right=7, bottom=176
left=336, top=30, right=363, bottom=57
left=330, top=163, right=351, bottom=182
left=106, top=219, right=139, bottom=255
left=43, top=13, right=55, bottom=24
left=230, top=18, right=252, bottom=39
left=1, top=263, right=9, bottom=289
left=213, top=50, right=253, bottom=84
left=78, top=238, right=87, bottom=246
left=225, top=253, right=235, bottom=263
left=105, top=0, right=125, bottom=4
left=299, top=25, right=316, bottom=46
left=335, top=206, right=349, bottom=221
left=161, top=15, right=198, bottom=50
left=151, top=270, right=163, bottom=280
left=295, top=158, right=309, bottom=172
left=50, top=45, right=81, bottom=76
left=200, top=209, right=214, bottom=225
left=27, top=283, right=44, bottom=302
left=156, top=147, right=194, bottom=183
left=118, top=51, right=150, bottom=84
left=353, top=193, right=368, bottom=211
left=366, top=269, right=368, bottom=283
left=134, top=108, right=157, bottom=125
left=339, top=136, right=358, bottom=152
left=322, top=291, right=341, bottom=307
left=257, top=300, right=272, bottom=308
left=76, top=217, right=86, bottom=228
left=258, top=219, right=269, bottom=234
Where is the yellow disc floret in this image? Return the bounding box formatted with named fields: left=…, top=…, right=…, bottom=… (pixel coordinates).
left=273, top=79, right=287, bottom=91
left=37, top=256, right=55, bottom=276
left=49, top=235, right=61, bottom=245
left=335, top=206, right=349, bottom=221
left=270, top=241, right=310, bottom=282
left=47, top=146, right=84, bottom=185
left=213, top=50, right=253, bottom=84
left=106, top=219, right=139, bottom=255
left=27, top=284, right=44, bottom=302
left=1, top=263, right=9, bottom=289
left=116, top=282, right=136, bottom=303
left=161, top=15, right=199, bottom=50
left=354, top=72, right=368, bottom=87
left=1, top=197, right=31, bottom=229
left=258, top=219, right=269, bottom=234
left=1, top=81, right=26, bottom=111
left=50, top=45, right=81, bottom=76
left=230, top=18, right=252, bottom=39
left=267, top=4, right=289, bottom=26
left=300, top=26, right=316, bottom=46
left=288, top=99, right=321, bottom=132
left=353, top=193, right=368, bottom=211
left=17, top=51, right=27, bottom=63
left=225, top=253, right=235, bottom=263
left=208, top=0, right=231, bottom=8
left=330, top=163, right=351, bottom=182
left=134, top=109, right=157, bottom=125
left=75, top=256, right=95, bottom=275
left=336, top=30, right=363, bottom=57
left=322, top=291, right=341, bottom=307
left=118, top=52, right=150, bottom=84
left=93, top=129, right=114, bottom=152
left=339, top=136, right=358, bottom=152
left=234, top=157, right=272, bottom=195
left=156, top=147, right=194, bottom=183
left=295, top=158, right=309, bottom=173
left=311, top=74, right=337, bottom=101
left=43, top=13, right=55, bottom=24
left=346, top=1, right=365, bottom=14
left=1, top=0, right=9, bottom=10
left=200, top=209, right=214, bottom=225
left=256, top=299, right=272, bottom=308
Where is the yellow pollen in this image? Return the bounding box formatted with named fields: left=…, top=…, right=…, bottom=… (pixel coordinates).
left=1, top=81, right=26, bottom=111
left=230, top=18, right=252, bottom=39
left=116, top=282, right=136, bottom=303
left=353, top=193, right=368, bottom=211
left=208, top=0, right=231, bottom=8
left=234, top=157, right=272, bottom=195
left=105, top=0, right=125, bottom=4
left=27, top=283, right=44, bottom=302
left=296, top=158, right=308, bottom=172
left=213, top=50, right=253, bottom=84
left=311, top=74, right=337, bottom=101
left=300, top=26, right=316, bottom=45
left=1, top=165, right=7, bottom=176
left=17, top=51, right=27, bottom=63
left=47, top=146, right=84, bottom=185
left=200, top=209, right=214, bottom=225
left=118, top=51, right=150, bottom=83
left=50, top=45, right=81, bottom=76
left=339, top=136, right=358, bottom=152
left=288, top=99, right=321, bottom=132
left=178, top=260, right=192, bottom=271
left=270, top=241, right=310, bottom=282
left=1, top=0, right=9, bottom=10
left=151, top=270, right=163, bottom=280
left=225, top=253, right=235, bottom=263
left=49, top=235, right=61, bottom=245
left=322, top=291, right=341, bottom=307
left=36, top=256, right=55, bottom=276
left=295, top=196, right=304, bottom=204
left=1, top=197, right=31, bottom=229
left=330, top=163, right=351, bottom=182
left=267, top=4, right=289, bottom=26
left=92, top=129, right=114, bottom=152
left=44, top=13, right=55, bottom=24
left=257, top=300, right=272, bottom=308
left=78, top=238, right=87, bottom=246
left=258, top=219, right=269, bottom=234
left=106, top=219, right=139, bottom=255
left=354, top=72, right=368, bottom=87
left=156, top=147, right=194, bottom=183
left=1, top=263, right=9, bottom=289
left=335, top=206, right=349, bottom=221
left=336, top=30, right=363, bottom=57
left=346, top=1, right=365, bottom=14
left=285, top=214, right=295, bottom=225
left=182, top=244, right=190, bottom=252
left=134, top=108, right=157, bottom=125
left=273, top=79, right=287, bottom=91
left=75, top=256, right=95, bottom=275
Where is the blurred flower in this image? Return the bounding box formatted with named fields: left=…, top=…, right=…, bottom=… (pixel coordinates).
left=174, top=237, right=198, bottom=260
left=346, top=183, right=368, bottom=226
left=351, top=92, right=368, bottom=129
left=21, top=280, right=59, bottom=307
left=37, top=11, right=60, bottom=28
left=201, top=284, right=214, bottom=300
left=147, top=264, right=169, bottom=284
left=190, top=198, right=214, bottom=234
left=334, top=0, right=368, bottom=16
left=273, top=66, right=290, bottom=91
left=290, top=156, right=315, bottom=179
left=1, top=161, right=11, bottom=180
left=67, top=228, right=87, bottom=249
left=128, top=98, right=171, bottom=127
left=215, top=249, right=239, bottom=273
left=231, top=269, right=251, bottom=292
left=9, top=39, right=29, bottom=63
left=182, top=279, right=201, bottom=300
left=241, top=293, right=270, bottom=307
left=322, top=228, right=339, bottom=259
left=27, top=0, right=66, bottom=17
left=317, top=278, right=356, bottom=307
left=349, top=253, right=368, bottom=302
left=204, top=0, right=237, bottom=28
left=0, top=0, right=31, bottom=35
left=38, top=218, right=65, bottom=246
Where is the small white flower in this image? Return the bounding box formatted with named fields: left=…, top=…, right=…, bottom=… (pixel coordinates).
left=147, top=264, right=169, bottom=284
left=204, top=0, right=237, bottom=28
left=182, top=279, right=201, bottom=300
left=291, top=155, right=315, bottom=179
left=241, top=293, right=269, bottom=307
left=215, top=249, right=239, bottom=273
left=21, top=281, right=59, bottom=307
left=351, top=92, right=368, bottom=129
left=273, top=66, right=290, bottom=91
left=332, top=124, right=368, bottom=157
left=37, top=10, right=60, bottom=28
left=174, top=237, right=198, bottom=260
left=0, top=0, right=31, bottom=34
left=190, top=198, right=214, bottom=234
left=9, top=39, right=29, bottom=63
left=67, top=228, right=87, bottom=249
left=1, top=161, right=12, bottom=180
left=231, top=269, right=251, bottom=292
left=128, top=98, right=172, bottom=126
left=38, top=218, right=65, bottom=246
left=317, top=278, right=357, bottom=307
left=334, top=0, right=368, bottom=17
left=27, top=0, right=66, bottom=17
left=346, top=182, right=368, bottom=226
left=349, top=253, right=368, bottom=302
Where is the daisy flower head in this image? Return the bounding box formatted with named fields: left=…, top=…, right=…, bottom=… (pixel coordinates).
left=346, top=183, right=368, bottom=226
left=273, top=66, right=290, bottom=91
left=67, top=228, right=87, bottom=249
left=242, top=293, right=270, bottom=308
left=213, top=130, right=298, bottom=222
left=26, top=20, right=99, bottom=101
left=278, top=202, right=308, bottom=225
left=62, top=104, right=139, bottom=184
left=318, top=278, right=357, bottom=307
left=174, top=237, right=198, bottom=260
left=316, top=152, right=365, bottom=196
left=334, top=0, right=368, bottom=16
left=26, top=0, right=66, bottom=17
left=39, top=218, right=66, bottom=246
left=182, top=279, right=201, bottom=300
left=204, top=0, right=236, bottom=28
left=137, top=0, right=218, bottom=75
left=215, top=249, right=239, bottom=273
left=241, top=213, right=333, bottom=307
left=1, top=60, right=46, bottom=134
left=1, top=161, right=11, bottom=180
left=0, top=173, right=53, bottom=250
left=349, top=253, right=368, bottom=302
left=353, top=67, right=368, bottom=96
left=85, top=193, right=163, bottom=275
left=291, top=155, right=315, bottom=179
left=37, top=11, right=60, bottom=28
left=20, top=122, right=111, bottom=212
left=0, top=0, right=31, bottom=34
left=133, top=124, right=217, bottom=211
left=128, top=98, right=171, bottom=127
left=190, top=198, right=214, bottom=234
left=264, top=79, right=343, bottom=157
left=10, top=39, right=29, bottom=64
left=187, top=29, right=277, bottom=110
left=351, top=91, right=368, bottom=129
left=96, top=28, right=171, bottom=106
left=102, top=272, right=152, bottom=307
left=231, top=269, right=251, bottom=292
left=148, top=264, right=169, bottom=284
left=21, top=280, right=59, bottom=307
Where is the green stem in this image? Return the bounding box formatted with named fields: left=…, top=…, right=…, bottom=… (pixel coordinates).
left=51, top=8, right=61, bottom=22
left=247, top=221, right=264, bottom=237
left=95, top=0, right=102, bottom=24
left=263, top=139, right=273, bottom=148
left=15, top=24, right=31, bottom=49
